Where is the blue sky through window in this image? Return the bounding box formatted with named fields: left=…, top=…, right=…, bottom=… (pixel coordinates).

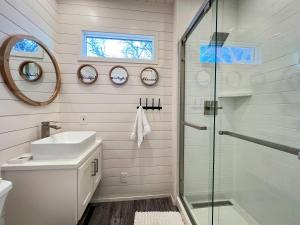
left=13, top=39, right=39, bottom=53
left=200, top=44, right=254, bottom=64
left=84, top=32, right=154, bottom=61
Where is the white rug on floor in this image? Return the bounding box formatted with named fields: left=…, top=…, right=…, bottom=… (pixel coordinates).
left=134, top=211, right=185, bottom=225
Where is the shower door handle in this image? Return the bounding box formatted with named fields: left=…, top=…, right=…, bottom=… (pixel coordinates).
left=182, top=122, right=207, bottom=130
left=204, top=100, right=222, bottom=115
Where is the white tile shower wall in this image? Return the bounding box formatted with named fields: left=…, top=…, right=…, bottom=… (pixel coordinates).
left=217, top=0, right=300, bottom=225
left=56, top=0, right=174, bottom=200
left=0, top=0, right=59, bottom=170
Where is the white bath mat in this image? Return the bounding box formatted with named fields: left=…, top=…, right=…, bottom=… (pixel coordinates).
left=134, top=211, right=185, bottom=225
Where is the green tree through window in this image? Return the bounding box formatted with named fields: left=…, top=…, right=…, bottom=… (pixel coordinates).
left=13, top=39, right=39, bottom=53
left=84, top=32, right=154, bottom=61
left=122, top=40, right=152, bottom=59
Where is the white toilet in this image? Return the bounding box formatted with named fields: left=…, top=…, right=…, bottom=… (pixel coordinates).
left=0, top=179, right=12, bottom=225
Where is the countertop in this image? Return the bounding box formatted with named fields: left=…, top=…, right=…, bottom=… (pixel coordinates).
left=1, top=140, right=102, bottom=171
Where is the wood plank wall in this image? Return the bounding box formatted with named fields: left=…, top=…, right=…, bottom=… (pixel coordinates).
left=0, top=0, right=175, bottom=201
left=0, top=0, right=59, bottom=168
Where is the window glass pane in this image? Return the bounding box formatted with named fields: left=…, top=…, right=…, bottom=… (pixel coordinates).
left=200, top=44, right=254, bottom=64
left=13, top=39, right=39, bottom=53
left=84, top=33, right=154, bottom=60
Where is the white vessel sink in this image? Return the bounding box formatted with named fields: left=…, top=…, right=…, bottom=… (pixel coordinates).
left=31, top=131, right=97, bottom=160
left=0, top=179, right=12, bottom=216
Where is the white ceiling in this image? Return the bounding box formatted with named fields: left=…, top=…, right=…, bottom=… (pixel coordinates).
left=113, top=0, right=174, bottom=3
left=57, top=0, right=174, bottom=3
left=135, top=0, right=174, bottom=3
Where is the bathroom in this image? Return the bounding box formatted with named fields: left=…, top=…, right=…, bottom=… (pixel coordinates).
left=0, top=0, right=300, bottom=225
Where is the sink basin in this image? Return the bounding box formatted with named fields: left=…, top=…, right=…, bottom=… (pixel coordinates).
left=31, top=131, right=97, bottom=160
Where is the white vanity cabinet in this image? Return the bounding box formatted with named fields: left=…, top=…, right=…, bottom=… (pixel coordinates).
left=1, top=140, right=102, bottom=225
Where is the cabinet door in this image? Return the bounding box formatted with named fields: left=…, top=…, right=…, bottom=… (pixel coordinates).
left=77, top=156, right=94, bottom=219
left=92, top=146, right=102, bottom=190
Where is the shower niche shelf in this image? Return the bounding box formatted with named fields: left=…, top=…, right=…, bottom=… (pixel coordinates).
left=217, top=90, right=252, bottom=98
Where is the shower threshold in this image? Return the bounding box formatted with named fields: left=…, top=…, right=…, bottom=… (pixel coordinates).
left=189, top=199, right=260, bottom=225
left=192, top=200, right=233, bottom=209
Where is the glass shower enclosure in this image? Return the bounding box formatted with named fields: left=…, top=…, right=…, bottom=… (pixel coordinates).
left=179, top=0, right=300, bottom=225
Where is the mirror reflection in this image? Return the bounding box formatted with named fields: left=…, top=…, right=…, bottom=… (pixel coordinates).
left=8, top=38, right=58, bottom=103
left=19, top=61, right=42, bottom=81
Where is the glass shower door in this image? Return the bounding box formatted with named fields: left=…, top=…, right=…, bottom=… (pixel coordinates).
left=181, top=1, right=300, bottom=225
left=213, top=0, right=300, bottom=225
left=180, top=0, right=218, bottom=224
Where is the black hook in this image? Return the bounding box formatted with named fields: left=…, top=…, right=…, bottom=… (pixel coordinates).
left=146, top=98, right=148, bottom=110
left=152, top=98, right=154, bottom=110
left=139, top=98, right=141, bottom=106
left=158, top=98, right=161, bottom=110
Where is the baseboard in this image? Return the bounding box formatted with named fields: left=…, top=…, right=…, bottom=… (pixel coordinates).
left=91, top=193, right=172, bottom=203
left=176, top=196, right=193, bottom=225
left=170, top=193, right=177, bottom=205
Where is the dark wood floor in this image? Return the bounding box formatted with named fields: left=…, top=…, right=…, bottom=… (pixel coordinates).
left=78, top=197, right=178, bottom=225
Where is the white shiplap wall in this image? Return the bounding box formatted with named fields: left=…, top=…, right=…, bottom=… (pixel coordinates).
left=0, top=0, right=59, bottom=169
left=56, top=0, right=174, bottom=200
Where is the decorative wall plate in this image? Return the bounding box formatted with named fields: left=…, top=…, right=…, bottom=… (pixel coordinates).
left=140, top=67, right=159, bottom=86
left=109, top=65, right=129, bottom=85
left=196, top=70, right=210, bottom=86
left=77, top=64, right=98, bottom=84
left=19, top=61, right=43, bottom=82
left=224, top=71, right=241, bottom=88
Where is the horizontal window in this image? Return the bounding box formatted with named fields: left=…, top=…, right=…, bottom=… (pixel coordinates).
left=200, top=44, right=255, bottom=64
left=83, top=31, right=155, bottom=61
left=13, top=39, right=39, bottom=53
left=12, top=39, right=44, bottom=58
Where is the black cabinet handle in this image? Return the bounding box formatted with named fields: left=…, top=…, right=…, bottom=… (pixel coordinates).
left=95, top=158, right=99, bottom=173
left=91, top=161, right=96, bottom=176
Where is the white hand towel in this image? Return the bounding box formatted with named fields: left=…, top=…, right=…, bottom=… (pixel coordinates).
left=130, top=106, right=142, bottom=141
left=130, top=106, right=151, bottom=148
left=141, top=108, right=151, bottom=136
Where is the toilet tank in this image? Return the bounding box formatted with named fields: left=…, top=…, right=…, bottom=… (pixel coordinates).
left=0, top=180, right=12, bottom=225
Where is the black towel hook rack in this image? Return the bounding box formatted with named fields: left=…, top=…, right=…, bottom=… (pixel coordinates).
left=137, top=98, right=162, bottom=111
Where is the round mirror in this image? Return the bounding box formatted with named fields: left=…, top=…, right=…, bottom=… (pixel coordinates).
left=140, top=67, right=159, bottom=86
left=19, top=61, right=42, bottom=82
left=0, top=35, right=61, bottom=106
left=109, top=65, right=129, bottom=85
left=77, top=64, right=98, bottom=84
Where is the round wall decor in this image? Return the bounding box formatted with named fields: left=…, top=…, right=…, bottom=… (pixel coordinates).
left=196, top=70, right=210, bottom=87
left=140, top=67, right=159, bottom=86
left=0, top=35, right=61, bottom=106
left=19, top=61, right=43, bottom=82
left=77, top=64, right=98, bottom=84
left=109, top=65, right=129, bottom=85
